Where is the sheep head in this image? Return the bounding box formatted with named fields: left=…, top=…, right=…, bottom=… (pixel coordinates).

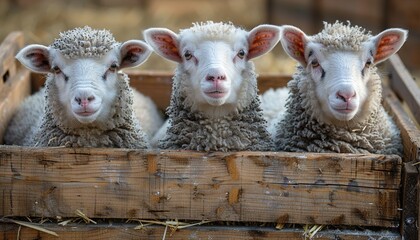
left=280, top=22, right=407, bottom=124
left=144, top=22, right=280, bottom=117
left=16, top=27, right=151, bottom=126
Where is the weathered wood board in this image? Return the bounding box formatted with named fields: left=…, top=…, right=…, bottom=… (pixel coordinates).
left=0, top=32, right=29, bottom=144
left=0, top=223, right=402, bottom=240
left=0, top=147, right=401, bottom=227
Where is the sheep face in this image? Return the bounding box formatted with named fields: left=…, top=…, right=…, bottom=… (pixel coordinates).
left=16, top=40, right=152, bottom=125
left=144, top=22, right=280, bottom=116
left=304, top=45, right=370, bottom=122
left=181, top=40, right=239, bottom=107
left=280, top=25, right=407, bottom=124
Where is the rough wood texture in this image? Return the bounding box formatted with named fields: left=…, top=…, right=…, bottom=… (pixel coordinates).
left=401, top=163, right=419, bottom=240
left=0, top=147, right=401, bottom=227
left=0, top=31, right=23, bottom=88
left=0, top=223, right=401, bottom=240
left=388, top=54, right=420, bottom=125
left=0, top=32, right=28, bottom=144
left=383, top=88, right=420, bottom=163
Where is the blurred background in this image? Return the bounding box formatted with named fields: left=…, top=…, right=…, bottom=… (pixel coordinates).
left=0, top=0, right=419, bottom=78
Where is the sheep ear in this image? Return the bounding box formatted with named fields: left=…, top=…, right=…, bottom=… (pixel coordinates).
left=368, top=28, right=408, bottom=65
left=16, top=44, right=51, bottom=73
left=143, top=28, right=182, bottom=63
left=247, top=24, right=281, bottom=60
left=119, top=40, right=152, bottom=69
left=280, top=25, right=309, bottom=66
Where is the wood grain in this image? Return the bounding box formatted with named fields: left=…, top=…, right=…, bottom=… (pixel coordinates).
left=400, top=162, right=419, bottom=240
left=0, top=223, right=402, bottom=240
left=0, top=148, right=401, bottom=227
left=383, top=88, right=420, bottom=163
left=0, top=69, right=31, bottom=144
left=0, top=31, right=24, bottom=90
left=388, top=54, right=420, bottom=125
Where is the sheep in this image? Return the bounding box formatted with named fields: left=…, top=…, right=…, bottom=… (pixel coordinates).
left=4, top=26, right=156, bottom=148
left=131, top=89, right=164, bottom=139
left=260, top=87, right=289, bottom=138
left=144, top=21, right=281, bottom=151
left=273, top=21, right=407, bottom=155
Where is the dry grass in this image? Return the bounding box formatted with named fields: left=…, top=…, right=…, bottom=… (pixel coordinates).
left=0, top=0, right=296, bottom=74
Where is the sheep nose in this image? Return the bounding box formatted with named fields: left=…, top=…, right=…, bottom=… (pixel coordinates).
left=75, top=95, right=95, bottom=107
left=206, top=68, right=226, bottom=82
left=336, top=90, right=356, bottom=103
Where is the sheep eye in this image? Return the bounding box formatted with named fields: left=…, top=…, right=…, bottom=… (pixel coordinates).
left=109, top=63, right=118, bottom=72
left=184, top=50, right=192, bottom=60
left=365, top=60, right=372, bottom=68
left=237, top=49, right=246, bottom=59
left=310, top=59, right=320, bottom=68
left=52, top=66, right=61, bottom=74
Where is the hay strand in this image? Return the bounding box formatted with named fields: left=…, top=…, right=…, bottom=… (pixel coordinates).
left=75, top=209, right=97, bottom=224
left=5, top=218, right=59, bottom=237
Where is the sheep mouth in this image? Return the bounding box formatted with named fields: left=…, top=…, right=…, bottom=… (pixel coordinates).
left=204, top=90, right=228, bottom=99
left=75, top=110, right=98, bottom=117
left=333, top=108, right=355, bottom=114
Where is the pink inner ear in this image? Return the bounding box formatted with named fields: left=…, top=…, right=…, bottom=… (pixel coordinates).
left=375, top=34, right=400, bottom=61
left=127, top=46, right=143, bottom=53
left=27, top=51, right=49, bottom=69
left=152, top=33, right=180, bottom=61
left=284, top=31, right=305, bottom=60
left=248, top=30, right=276, bottom=58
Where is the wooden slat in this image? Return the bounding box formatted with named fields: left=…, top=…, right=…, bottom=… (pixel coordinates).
left=0, top=147, right=401, bottom=227
left=0, top=223, right=401, bottom=240
left=388, top=54, right=420, bottom=125
left=0, top=32, right=24, bottom=90
left=0, top=68, right=31, bottom=144
left=125, top=70, right=173, bottom=111
left=400, top=162, right=419, bottom=240
left=383, top=88, right=420, bottom=162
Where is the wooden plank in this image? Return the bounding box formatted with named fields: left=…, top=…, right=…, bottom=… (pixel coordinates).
left=0, top=68, right=31, bottom=144
left=383, top=88, right=420, bottom=163
left=0, top=223, right=402, bottom=240
left=0, top=32, right=24, bottom=91
left=388, top=54, right=420, bottom=125
left=31, top=71, right=291, bottom=112
left=125, top=70, right=173, bottom=112
left=400, top=162, right=419, bottom=240
left=0, top=147, right=401, bottom=227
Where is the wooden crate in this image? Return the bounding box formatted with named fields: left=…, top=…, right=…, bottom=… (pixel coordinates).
left=0, top=32, right=419, bottom=240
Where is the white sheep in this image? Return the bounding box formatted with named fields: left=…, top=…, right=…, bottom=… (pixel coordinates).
left=273, top=21, right=407, bottom=154
left=144, top=21, right=281, bottom=151
left=260, top=87, right=289, bottom=138
left=4, top=26, right=157, bottom=148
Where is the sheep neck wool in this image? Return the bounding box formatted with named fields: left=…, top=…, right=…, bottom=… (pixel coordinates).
left=50, top=26, right=119, bottom=59
left=160, top=66, right=273, bottom=152
left=31, top=73, right=149, bottom=148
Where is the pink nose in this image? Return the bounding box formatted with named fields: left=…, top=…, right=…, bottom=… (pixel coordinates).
left=206, top=74, right=226, bottom=81
left=75, top=96, right=95, bottom=107
left=336, top=90, right=356, bottom=103
left=206, top=68, right=226, bottom=82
